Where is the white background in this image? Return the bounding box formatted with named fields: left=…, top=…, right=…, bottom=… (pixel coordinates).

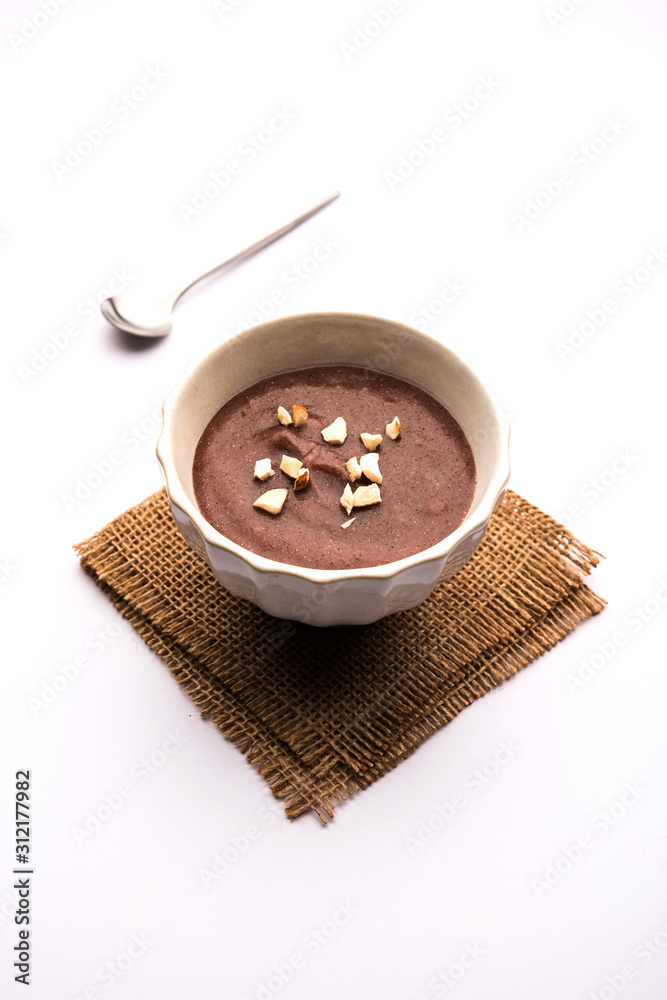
left=2, top=0, right=667, bottom=997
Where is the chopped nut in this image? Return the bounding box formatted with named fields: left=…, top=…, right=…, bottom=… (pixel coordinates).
left=292, top=404, right=308, bottom=426
left=352, top=484, right=382, bottom=507
left=360, top=432, right=382, bottom=451
left=253, top=458, right=274, bottom=481
left=321, top=416, right=347, bottom=444
left=294, top=467, right=310, bottom=491
left=253, top=488, right=287, bottom=515
left=341, top=518, right=356, bottom=529
left=385, top=416, right=401, bottom=440
left=277, top=405, right=293, bottom=426
left=360, top=452, right=382, bottom=484
left=340, top=483, right=354, bottom=516
left=346, top=456, right=362, bottom=482
left=280, top=454, right=303, bottom=479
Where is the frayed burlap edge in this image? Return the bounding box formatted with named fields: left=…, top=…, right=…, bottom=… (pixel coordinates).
left=75, top=490, right=605, bottom=822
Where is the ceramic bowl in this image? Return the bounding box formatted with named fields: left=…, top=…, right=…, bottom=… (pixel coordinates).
left=157, top=312, right=510, bottom=626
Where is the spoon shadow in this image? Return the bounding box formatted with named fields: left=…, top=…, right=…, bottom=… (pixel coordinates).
left=105, top=321, right=165, bottom=352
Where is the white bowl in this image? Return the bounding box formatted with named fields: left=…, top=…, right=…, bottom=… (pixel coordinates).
left=157, top=312, right=510, bottom=627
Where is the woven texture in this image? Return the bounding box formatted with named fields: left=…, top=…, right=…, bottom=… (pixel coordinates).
left=75, top=488, right=605, bottom=822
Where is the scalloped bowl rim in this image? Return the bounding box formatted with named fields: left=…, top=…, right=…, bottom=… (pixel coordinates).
left=156, top=310, right=511, bottom=585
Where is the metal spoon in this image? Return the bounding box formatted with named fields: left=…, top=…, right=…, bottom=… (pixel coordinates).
left=100, top=190, right=340, bottom=337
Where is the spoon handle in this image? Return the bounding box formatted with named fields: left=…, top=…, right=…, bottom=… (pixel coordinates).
left=167, top=190, right=340, bottom=307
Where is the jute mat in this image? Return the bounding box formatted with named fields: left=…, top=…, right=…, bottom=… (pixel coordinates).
left=75, top=488, right=605, bottom=823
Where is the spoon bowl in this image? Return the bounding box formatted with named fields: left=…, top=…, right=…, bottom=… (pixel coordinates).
left=100, top=295, right=175, bottom=337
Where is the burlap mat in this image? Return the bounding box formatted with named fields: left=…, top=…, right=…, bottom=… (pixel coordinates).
left=75, top=488, right=605, bottom=822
